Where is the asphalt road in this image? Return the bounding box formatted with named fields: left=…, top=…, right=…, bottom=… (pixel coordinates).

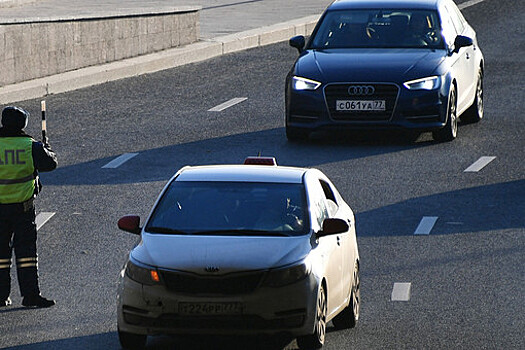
left=1, top=0, right=524, bottom=349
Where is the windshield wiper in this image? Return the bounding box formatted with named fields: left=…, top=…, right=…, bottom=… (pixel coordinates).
left=146, top=227, right=189, bottom=235
left=191, top=229, right=290, bottom=237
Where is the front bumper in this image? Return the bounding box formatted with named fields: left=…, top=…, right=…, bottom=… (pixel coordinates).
left=117, top=272, right=319, bottom=336
left=286, top=82, right=449, bottom=133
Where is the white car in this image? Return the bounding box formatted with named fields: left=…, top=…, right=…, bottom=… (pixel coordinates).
left=116, top=158, right=360, bottom=349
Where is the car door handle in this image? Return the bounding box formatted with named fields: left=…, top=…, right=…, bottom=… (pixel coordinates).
left=337, top=236, right=341, bottom=246
left=466, top=52, right=470, bottom=59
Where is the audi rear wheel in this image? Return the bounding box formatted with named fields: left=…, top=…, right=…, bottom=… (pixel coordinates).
left=462, top=69, right=484, bottom=123
left=286, top=126, right=310, bottom=142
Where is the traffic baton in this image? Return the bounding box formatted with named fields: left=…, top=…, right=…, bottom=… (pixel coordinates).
left=41, top=100, right=48, bottom=146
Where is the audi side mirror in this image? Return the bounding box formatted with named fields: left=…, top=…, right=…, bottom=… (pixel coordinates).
left=118, top=215, right=141, bottom=235
left=453, top=35, right=473, bottom=53
left=289, top=35, right=306, bottom=53
left=317, top=218, right=349, bottom=237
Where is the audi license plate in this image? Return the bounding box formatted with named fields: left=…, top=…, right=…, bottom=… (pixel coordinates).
left=178, top=302, right=243, bottom=315
left=336, top=100, right=386, bottom=111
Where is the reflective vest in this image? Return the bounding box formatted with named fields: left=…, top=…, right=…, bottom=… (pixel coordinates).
left=0, top=137, right=35, bottom=204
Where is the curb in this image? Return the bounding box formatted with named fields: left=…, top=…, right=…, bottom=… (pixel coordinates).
left=0, top=14, right=319, bottom=104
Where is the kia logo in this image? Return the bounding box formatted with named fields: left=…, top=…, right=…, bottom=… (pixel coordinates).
left=204, top=266, right=220, bottom=273
left=348, top=85, right=375, bottom=96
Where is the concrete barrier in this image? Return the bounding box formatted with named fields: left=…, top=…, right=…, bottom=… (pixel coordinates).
left=0, top=7, right=200, bottom=87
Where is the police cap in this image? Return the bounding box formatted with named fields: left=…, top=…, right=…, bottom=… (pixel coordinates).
left=1, top=106, right=29, bottom=130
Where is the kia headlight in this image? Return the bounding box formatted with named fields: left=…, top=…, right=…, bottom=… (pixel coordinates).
left=125, top=259, right=161, bottom=285
left=292, top=76, right=321, bottom=91
left=263, top=262, right=311, bottom=287
left=403, top=76, right=441, bottom=90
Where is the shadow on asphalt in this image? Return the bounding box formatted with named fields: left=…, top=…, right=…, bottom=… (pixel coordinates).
left=356, top=178, right=525, bottom=236
left=2, top=331, right=298, bottom=350
left=40, top=127, right=433, bottom=186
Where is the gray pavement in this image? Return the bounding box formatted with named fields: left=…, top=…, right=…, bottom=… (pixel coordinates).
left=0, top=0, right=332, bottom=103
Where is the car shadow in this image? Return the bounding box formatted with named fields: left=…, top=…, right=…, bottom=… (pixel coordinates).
left=1, top=331, right=296, bottom=350
left=356, top=179, right=525, bottom=237
left=39, top=127, right=434, bottom=186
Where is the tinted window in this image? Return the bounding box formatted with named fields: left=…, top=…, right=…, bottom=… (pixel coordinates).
left=319, top=180, right=339, bottom=217
left=146, top=181, right=309, bottom=236
left=445, top=3, right=465, bottom=34
left=310, top=9, right=444, bottom=49
left=440, top=6, right=459, bottom=47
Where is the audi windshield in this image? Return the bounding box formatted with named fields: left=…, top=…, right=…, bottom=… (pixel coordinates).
left=309, top=10, right=445, bottom=49
left=145, top=181, right=310, bottom=236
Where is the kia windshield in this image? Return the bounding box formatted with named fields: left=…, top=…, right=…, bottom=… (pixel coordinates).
left=145, top=181, right=310, bottom=236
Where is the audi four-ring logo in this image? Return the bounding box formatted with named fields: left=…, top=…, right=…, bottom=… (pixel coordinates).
left=348, top=85, right=375, bottom=96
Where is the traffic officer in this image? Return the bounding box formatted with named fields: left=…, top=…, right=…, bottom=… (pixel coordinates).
left=0, top=106, right=57, bottom=308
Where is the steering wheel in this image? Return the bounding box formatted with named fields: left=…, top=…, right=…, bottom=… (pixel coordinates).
left=366, top=26, right=379, bottom=40
left=422, top=31, right=439, bottom=45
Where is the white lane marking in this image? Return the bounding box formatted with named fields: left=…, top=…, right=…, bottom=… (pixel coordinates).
left=458, top=0, right=485, bottom=10
left=208, top=97, right=248, bottom=112
left=391, top=283, right=411, bottom=301
left=414, top=216, right=439, bottom=235
left=464, top=156, right=496, bottom=172
left=102, top=153, right=139, bottom=169
left=36, top=212, right=55, bottom=231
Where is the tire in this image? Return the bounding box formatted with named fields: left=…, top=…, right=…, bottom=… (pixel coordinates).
left=286, top=126, right=310, bottom=142
left=297, top=284, right=327, bottom=350
left=462, top=69, right=484, bottom=123
left=433, top=86, right=458, bottom=142
left=332, top=263, right=360, bottom=330
left=118, top=330, right=147, bottom=350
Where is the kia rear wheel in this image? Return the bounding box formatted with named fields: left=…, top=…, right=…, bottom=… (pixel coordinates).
left=118, top=330, right=147, bottom=350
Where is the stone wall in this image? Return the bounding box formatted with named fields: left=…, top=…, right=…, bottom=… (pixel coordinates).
left=0, top=8, right=199, bottom=87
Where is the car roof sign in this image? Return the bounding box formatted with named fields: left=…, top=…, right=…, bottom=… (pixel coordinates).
left=244, top=156, right=277, bottom=166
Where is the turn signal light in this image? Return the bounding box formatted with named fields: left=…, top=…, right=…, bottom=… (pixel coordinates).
left=150, top=270, right=160, bottom=283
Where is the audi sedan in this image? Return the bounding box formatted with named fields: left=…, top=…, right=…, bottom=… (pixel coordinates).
left=116, top=158, right=360, bottom=349
left=285, top=0, right=484, bottom=142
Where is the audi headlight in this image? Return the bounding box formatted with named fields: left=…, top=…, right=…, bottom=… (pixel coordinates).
left=292, top=76, right=321, bottom=91
left=403, top=76, right=441, bottom=90
left=125, top=259, right=160, bottom=285
left=263, top=262, right=311, bottom=287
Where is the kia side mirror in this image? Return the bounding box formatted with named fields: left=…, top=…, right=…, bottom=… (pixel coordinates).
left=118, top=215, right=141, bottom=235
left=317, top=218, right=349, bottom=237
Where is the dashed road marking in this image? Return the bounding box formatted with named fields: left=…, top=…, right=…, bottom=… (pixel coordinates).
left=459, top=0, right=486, bottom=10
left=414, top=216, right=439, bottom=235
left=102, top=153, right=139, bottom=169
left=391, top=283, right=411, bottom=301
left=464, top=156, right=496, bottom=172
left=36, top=212, right=55, bottom=231
left=208, top=97, right=248, bottom=112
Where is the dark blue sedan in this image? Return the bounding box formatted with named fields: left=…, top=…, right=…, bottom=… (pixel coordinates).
left=285, top=0, right=484, bottom=142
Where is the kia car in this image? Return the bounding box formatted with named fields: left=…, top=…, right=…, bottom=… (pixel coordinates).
left=116, top=158, right=360, bottom=349
left=285, top=0, right=484, bottom=142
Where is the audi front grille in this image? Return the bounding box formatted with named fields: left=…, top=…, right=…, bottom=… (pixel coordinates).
left=324, top=83, right=399, bottom=121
